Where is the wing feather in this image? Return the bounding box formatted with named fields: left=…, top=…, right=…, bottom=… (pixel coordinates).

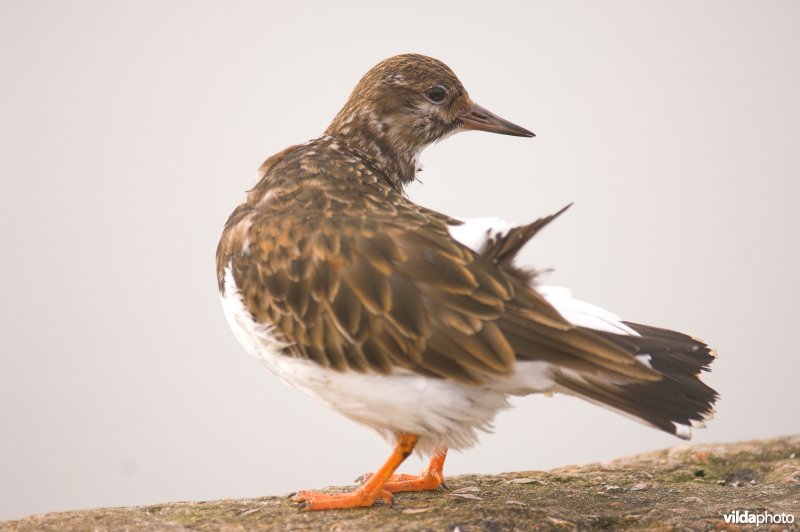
left=220, top=206, right=658, bottom=386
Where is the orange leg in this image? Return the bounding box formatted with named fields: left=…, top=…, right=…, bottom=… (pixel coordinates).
left=292, top=433, right=418, bottom=511
left=363, top=448, right=448, bottom=493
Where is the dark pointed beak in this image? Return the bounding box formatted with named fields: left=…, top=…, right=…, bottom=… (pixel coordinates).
left=457, top=102, right=535, bottom=137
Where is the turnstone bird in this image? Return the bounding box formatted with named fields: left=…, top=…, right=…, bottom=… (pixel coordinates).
left=216, top=54, right=718, bottom=511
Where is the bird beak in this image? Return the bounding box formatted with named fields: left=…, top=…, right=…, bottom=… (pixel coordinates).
left=457, top=102, right=535, bottom=137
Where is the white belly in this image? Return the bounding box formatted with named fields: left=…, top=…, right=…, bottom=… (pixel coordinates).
left=219, top=266, right=554, bottom=455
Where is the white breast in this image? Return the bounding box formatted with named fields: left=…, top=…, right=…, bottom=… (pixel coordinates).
left=219, top=265, right=554, bottom=455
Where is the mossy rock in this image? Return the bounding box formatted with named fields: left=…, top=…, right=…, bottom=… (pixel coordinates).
left=3, top=435, right=799, bottom=531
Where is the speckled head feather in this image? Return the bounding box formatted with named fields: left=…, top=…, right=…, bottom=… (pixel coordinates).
left=326, top=54, right=470, bottom=189
left=325, top=54, right=532, bottom=191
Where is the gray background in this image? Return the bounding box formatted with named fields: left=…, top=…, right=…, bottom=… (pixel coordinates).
left=1, top=0, right=798, bottom=521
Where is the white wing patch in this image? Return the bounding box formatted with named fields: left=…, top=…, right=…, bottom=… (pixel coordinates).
left=449, top=217, right=638, bottom=337
left=448, top=217, right=516, bottom=252
left=537, top=285, right=639, bottom=336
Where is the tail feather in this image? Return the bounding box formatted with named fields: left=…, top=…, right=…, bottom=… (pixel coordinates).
left=463, top=206, right=719, bottom=438
left=479, top=203, right=572, bottom=283
left=555, top=324, right=718, bottom=439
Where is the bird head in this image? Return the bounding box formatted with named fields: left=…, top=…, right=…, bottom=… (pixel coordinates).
left=326, top=54, right=533, bottom=189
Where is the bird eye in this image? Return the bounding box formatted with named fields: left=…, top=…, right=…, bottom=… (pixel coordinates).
left=426, top=86, right=448, bottom=103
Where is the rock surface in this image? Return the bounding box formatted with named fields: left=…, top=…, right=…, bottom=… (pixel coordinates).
left=3, top=435, right=799, bottom=531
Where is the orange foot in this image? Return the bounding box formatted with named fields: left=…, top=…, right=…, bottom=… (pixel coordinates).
left=292, top=433, right=419, bottom=511
left=361, top=449, right=448, bottom=493
left=292, top=487, right=393, bottom=510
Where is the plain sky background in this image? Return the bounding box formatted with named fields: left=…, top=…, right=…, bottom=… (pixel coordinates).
left=1, top=0, right=799, bottom=522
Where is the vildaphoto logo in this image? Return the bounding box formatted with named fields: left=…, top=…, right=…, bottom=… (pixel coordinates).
left=722, top=510, right=795, bottom=525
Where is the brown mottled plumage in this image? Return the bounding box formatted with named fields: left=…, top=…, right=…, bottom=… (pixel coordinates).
left=215, top=134, right=657, bottom=385
left=216, top=54, right=717, bottom=511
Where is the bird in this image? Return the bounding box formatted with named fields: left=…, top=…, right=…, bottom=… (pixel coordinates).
left=216, top=53, right=718, bottom=511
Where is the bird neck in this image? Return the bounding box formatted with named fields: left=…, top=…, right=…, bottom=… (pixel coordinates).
left=326, top=113, right=421, bottom=193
